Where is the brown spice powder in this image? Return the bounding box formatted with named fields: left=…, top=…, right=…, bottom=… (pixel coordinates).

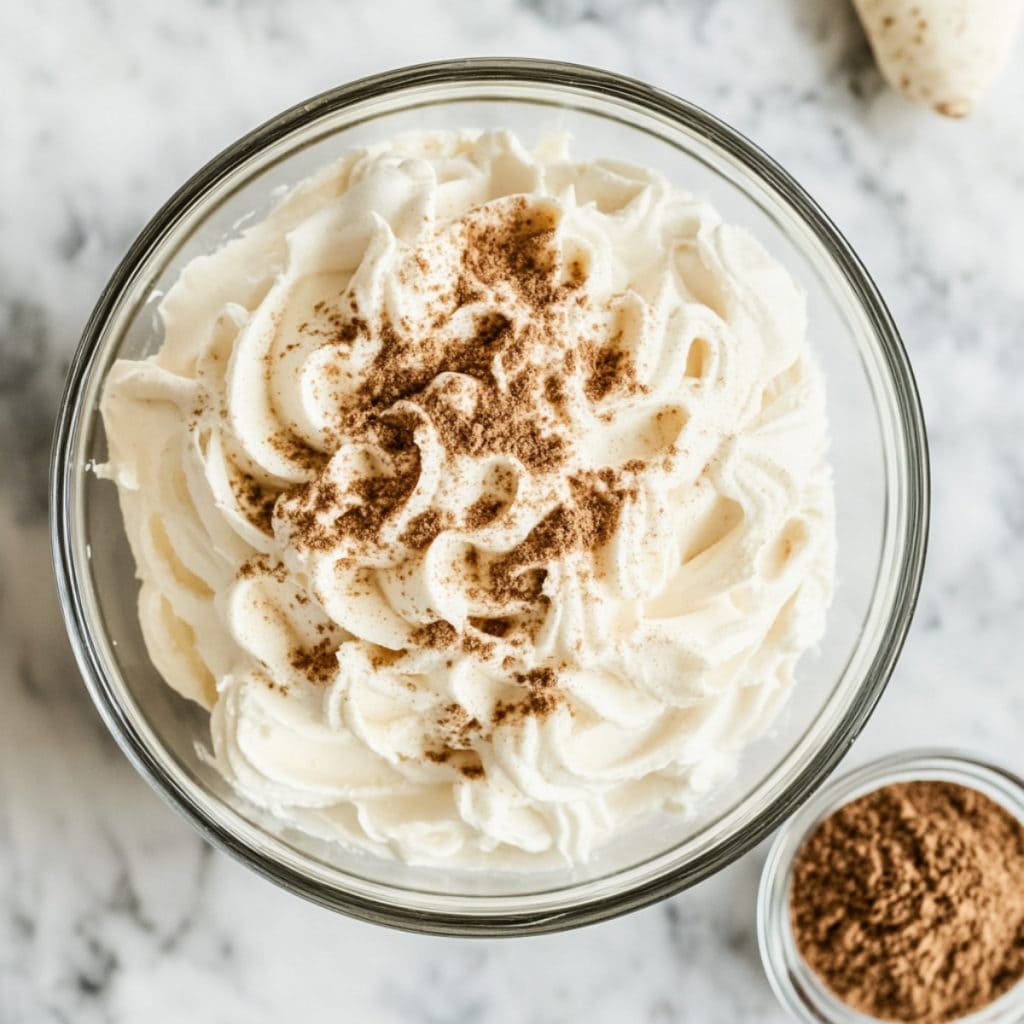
left=790, top=780, right=1024, bottom=1023
left=268, top=431, right=327, bottom=473
left=409, top=620, right=458, bottom=649
left=583, top=341, right=638, bottom=402
left=236, top=554, right=288, bottom=582
left=463, top=495, right=505, bottom=530
left=259, top=195, right=648, bottom=731
left=425, top=703, right=486, bottom=778
left=328, top=199, right=585, bottom=475
left=289, top=638, right=340, bottom=685
left=275, top=416, right=421, bottom=552
left=231, top=473, right=279, bottom=535
left=487, top=470, right=635, bottom=602
left=493, top=668, right=564, bottom=726
left=400, top=509, right=448, bottom=550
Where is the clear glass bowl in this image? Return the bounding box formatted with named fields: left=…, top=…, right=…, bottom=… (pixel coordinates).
left=758, top=750, right=1024, bottom=1023
left=50, top=58, right=929, bottom=935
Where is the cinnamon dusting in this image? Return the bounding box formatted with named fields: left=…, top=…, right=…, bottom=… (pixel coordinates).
left=258, top=195, right=648, bottom=727
left=289, top=638, right=340, bottom=685
left=493, top=667, right=565, bottom=725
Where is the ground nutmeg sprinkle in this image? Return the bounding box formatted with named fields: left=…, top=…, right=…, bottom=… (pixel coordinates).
left=789, top=780, right=1024, bottom=1023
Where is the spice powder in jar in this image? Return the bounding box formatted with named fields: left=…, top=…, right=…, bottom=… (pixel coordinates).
left=789, top=780, right=1024, bottom=1024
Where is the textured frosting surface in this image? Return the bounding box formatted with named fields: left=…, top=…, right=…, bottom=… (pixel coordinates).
left=101, top=131, right=835, bottom=867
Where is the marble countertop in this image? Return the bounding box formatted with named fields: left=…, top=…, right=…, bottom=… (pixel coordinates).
left=3, top=0, right=1024, bottom=1020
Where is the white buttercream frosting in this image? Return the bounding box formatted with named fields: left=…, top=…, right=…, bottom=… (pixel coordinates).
left=100, top=131, right=835, bottom=868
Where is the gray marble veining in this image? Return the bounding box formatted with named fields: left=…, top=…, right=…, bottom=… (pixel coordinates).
left=3, top=0, right=1023, bottom=1020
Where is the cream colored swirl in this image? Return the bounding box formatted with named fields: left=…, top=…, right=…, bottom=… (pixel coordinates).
left=100, top=131, right=834, bottom=868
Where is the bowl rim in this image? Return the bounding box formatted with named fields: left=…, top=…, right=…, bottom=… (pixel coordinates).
left=49, top=56, right=930, bottom=936
left=756, top=749, right=1024, bottom=1023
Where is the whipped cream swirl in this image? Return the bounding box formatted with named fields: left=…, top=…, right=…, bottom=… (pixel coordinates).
left=101, top=131, right=835, bottom=868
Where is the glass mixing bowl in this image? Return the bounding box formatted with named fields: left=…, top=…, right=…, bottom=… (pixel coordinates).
left=50, top=58, right=929, bottom=935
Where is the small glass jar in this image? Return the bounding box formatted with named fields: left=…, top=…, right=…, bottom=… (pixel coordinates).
left=757, top=749, right=1024, bottom=1024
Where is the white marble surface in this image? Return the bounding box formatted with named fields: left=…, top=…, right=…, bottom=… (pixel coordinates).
left=3, top=0, right=1024, bottom=1020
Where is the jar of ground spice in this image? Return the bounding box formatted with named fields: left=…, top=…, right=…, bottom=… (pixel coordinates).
left=758, top=751, right=1024, bottom=1024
